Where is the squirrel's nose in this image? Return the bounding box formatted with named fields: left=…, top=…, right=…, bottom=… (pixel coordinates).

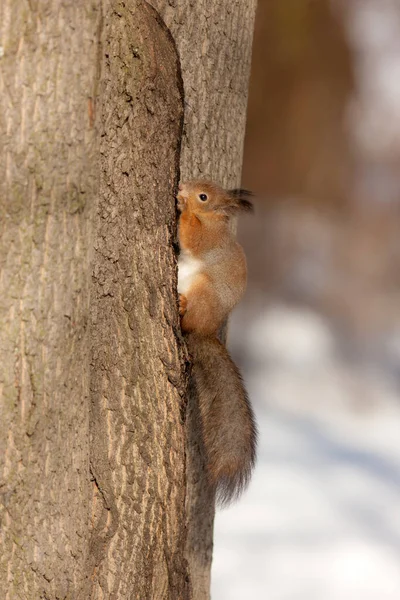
left=177, top=183, right=188, bottom=202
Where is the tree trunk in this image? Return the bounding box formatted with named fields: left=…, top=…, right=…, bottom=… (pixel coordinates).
left=0, top=1, right=256, bottom=599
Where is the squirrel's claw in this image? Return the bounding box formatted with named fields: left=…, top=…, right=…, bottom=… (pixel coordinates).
left=179, top=294, right=188, bottom=316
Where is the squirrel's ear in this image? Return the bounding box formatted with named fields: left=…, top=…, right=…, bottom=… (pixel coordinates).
left=226, top=189, right=254, bottom=213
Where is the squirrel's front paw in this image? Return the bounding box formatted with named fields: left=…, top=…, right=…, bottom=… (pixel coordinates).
left=179, top=294, right=188, bottom=316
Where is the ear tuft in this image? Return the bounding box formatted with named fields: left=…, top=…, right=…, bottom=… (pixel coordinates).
left=227, top=189, right=254, bottom=212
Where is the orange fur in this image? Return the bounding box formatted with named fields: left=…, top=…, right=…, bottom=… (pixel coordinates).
left=180, top=274, right=225, bottom=336
left=177, top=181, right=248, bottom=334
left=179, top=208, right=227, bottom=256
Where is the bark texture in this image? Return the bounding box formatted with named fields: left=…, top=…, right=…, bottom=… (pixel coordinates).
left=89, top=2, right=187, bottom=598
left=0, top=0, right=256, bottom=598
left=0, top=3, right=100, bottom=597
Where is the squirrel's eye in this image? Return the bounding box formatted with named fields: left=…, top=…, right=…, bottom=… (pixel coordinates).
left=199, top=193, right=208, bottom=201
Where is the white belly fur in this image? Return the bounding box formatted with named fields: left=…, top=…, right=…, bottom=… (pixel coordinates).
left=178, top=251, right=203, bottom=295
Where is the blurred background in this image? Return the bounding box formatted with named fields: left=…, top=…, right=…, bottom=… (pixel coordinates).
left=212, top=1, right=400, bottom=598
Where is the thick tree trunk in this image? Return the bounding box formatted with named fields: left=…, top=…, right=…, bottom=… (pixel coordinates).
left=0, top=1, right=256, bottom=599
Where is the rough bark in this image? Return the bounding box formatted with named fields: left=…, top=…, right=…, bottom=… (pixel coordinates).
left=88, top=2, right=187, bottom=598
left=0, top=0, right=256, bottom=598
left=0, top=3, right=100, bottom=597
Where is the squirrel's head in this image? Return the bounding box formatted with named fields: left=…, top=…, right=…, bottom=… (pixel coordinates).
left=177, top=180, right=253, bottom=216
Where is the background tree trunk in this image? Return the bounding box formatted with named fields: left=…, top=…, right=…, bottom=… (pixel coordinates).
left=0, top=1, right=256, bottom=598
left=157, top=2, right=257, bottom=597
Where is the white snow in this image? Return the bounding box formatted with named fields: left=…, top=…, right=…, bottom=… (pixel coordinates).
left=211, top=304, right=400, bottom=600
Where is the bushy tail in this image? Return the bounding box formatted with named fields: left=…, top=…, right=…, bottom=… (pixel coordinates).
left=186, top=333, right=257, bottom=505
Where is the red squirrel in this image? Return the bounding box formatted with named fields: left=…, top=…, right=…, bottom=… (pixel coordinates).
left=177, top=180, right=257, bottom=504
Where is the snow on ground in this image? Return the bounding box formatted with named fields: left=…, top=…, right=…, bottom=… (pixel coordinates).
left=211, top=304, right=400, bottom=600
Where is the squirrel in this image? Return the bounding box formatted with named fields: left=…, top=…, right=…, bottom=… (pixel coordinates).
left=177, top=180, right=257, bottom=505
